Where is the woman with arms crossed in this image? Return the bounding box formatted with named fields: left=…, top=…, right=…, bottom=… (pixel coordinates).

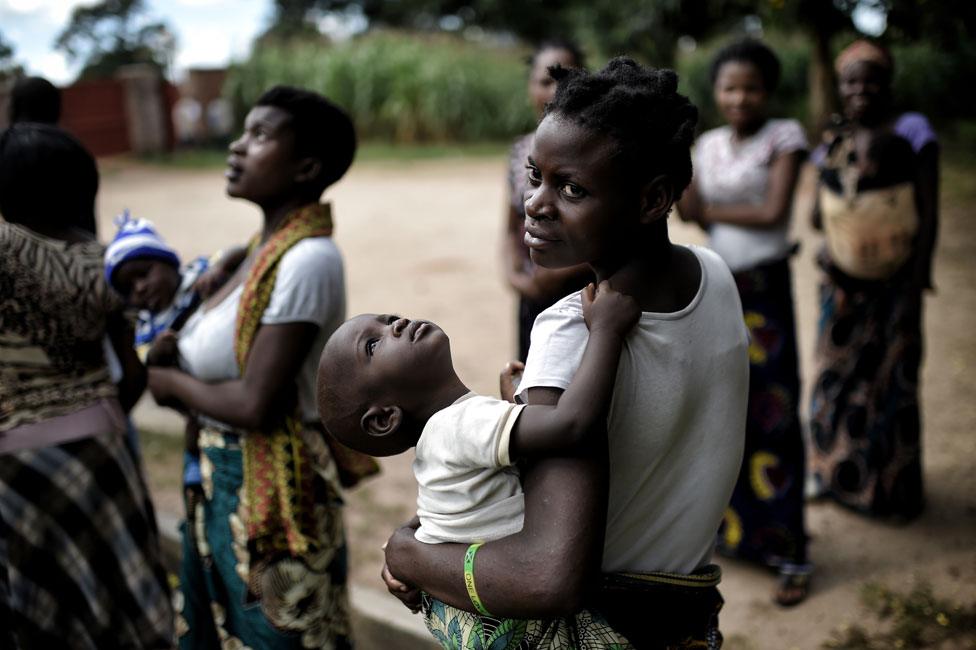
left=677, top=39, right=812, bottom=606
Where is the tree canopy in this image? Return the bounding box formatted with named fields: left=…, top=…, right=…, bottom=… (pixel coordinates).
left=54, top=0, right=175, bottom=81
left=0, top=29, right=23, bottom=81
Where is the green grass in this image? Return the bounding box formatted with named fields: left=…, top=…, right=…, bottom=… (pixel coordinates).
left=138, top=428, right=184, bottom=492
left=822, top=581, right=976, bottom=649
left=224, top=32, right=535, bottom=144
left=138, top=140, right=510, bottom=170
left=354, top=140, right=509, bottom=162
left=139, top=427, right=184, bottom=456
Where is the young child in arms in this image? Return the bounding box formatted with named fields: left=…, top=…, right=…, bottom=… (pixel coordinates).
left=104, top=212, right=244, bottom=496
left=104, top=212, right=245, bottom=361
left=317, top=280, right=638, bottom=545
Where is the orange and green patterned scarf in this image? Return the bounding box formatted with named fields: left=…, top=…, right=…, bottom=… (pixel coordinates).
left=234, top=203, right=333, bottom=562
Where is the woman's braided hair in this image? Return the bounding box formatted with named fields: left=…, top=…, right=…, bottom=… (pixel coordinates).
left=546, top=57, right=698, bottom=199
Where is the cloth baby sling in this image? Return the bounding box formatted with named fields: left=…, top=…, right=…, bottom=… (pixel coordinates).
left=818, top=131, right=918, bottom=281
left=234, top=202, right=377, bottom=587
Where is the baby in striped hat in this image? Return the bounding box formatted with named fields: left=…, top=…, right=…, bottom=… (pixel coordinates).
left=104, top=211, right=226, bottom=354
left=104, top=211, right=244, bottom=489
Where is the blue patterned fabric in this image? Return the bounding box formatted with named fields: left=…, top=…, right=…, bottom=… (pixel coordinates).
left=133, top=256, right=209, bottom=350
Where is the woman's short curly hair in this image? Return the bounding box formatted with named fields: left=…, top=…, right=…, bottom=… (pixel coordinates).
left=709, top=39, right=782, bottom=92
left=546, top=57, right=698, bottom=198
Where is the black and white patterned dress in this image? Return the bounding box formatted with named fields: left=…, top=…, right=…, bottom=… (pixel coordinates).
left=0, top=222, right=174, bottom=648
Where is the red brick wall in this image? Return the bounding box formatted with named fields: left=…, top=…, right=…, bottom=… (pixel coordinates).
left=60, top=79, right=130, bottom=156
left=58, top=77, right=178, bottom=156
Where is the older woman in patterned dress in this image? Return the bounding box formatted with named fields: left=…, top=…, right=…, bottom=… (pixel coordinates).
left=0, top=123, right=174, bottom=648
left=808, top=40, right=939, bottom=521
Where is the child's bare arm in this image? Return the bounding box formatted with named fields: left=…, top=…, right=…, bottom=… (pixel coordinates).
left=509, top=281, right=639, bottom=457
left=194, top=245, right=248, bottom=298
left=216, top=245, right=248, bottom=274
left=146, top=329, right=179, bottom=367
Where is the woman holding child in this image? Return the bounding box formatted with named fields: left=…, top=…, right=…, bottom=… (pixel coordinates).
left=0, top=123, right=174, bottom=648
left=808, top=40, right=939, bottom=521
left=677, top=39, right=812, bottom=606
left=381, top=59, right=750, bottom=648
left=147, top=86, right=365, bottom=649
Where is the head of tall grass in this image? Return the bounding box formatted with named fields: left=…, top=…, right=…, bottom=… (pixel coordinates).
left=224, top=31, right=537, bottom=144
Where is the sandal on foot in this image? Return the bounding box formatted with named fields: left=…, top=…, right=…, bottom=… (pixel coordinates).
left=774, top=563, right=813, bottom=607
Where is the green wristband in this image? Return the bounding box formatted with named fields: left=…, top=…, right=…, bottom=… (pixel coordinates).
left=463, top=542, right=491, bottom=616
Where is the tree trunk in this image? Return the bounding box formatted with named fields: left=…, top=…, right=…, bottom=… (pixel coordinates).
left=808, top=28, right=838, bottom=134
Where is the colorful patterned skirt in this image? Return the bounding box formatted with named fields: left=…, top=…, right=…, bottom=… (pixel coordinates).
left=0, top=426, right=174, bottom=648
left=717, top=256, right=808, bottom=567
left=809, top=256, right=924, bottom=519
left=422, top=566, right=724, bottom=650
left=177, top=428, right=352, bottom=649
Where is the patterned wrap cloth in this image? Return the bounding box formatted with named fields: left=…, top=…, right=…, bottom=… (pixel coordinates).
left=234, top=203, right=334, bottom=569
left=422, top=566, right=724, bottom=650
left=716, top=257, right=808, bottom=568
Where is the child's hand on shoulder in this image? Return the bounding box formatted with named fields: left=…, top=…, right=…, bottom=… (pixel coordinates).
left=146, top=330, right=179, bottom=367
left=499, top=360, right=525, bottom=403
left=582, top=281, right=640, bottom=337
left=193, top=266, right=231, bottom=299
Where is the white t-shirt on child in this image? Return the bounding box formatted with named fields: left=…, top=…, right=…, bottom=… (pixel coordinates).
left=413, top=393, right=526, bottom=544
left=517, top=245, right=749, bottom=574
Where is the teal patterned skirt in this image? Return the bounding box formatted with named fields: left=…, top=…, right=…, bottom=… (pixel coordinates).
left=176, top=428, right=353, bottom=649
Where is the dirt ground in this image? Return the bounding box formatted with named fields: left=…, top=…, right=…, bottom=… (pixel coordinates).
left=99, top=152, right=976, bottom=649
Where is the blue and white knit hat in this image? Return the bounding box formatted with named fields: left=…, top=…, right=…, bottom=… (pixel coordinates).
left=104, top=210, right=181, bottom=288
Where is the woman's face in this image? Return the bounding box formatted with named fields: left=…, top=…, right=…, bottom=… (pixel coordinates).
left=522, top=115, right=643, bottom=272
left=713, top=60, right=768, bottom=134
left=528, top=48, right=579, bottom=117
left=225, top=105, right=303, bottom=206
left=838, top=60, right=891, bottom=124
